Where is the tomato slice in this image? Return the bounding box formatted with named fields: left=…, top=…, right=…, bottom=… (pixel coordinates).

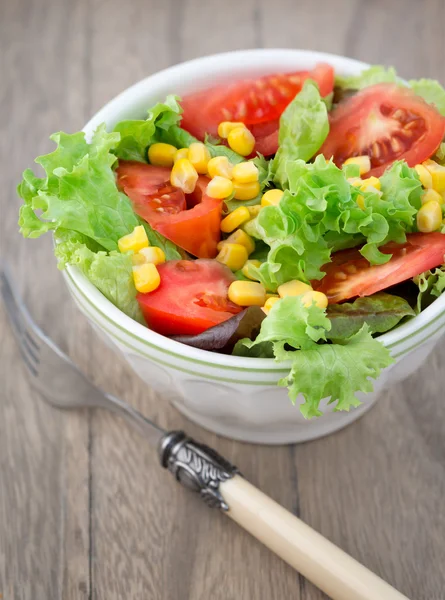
left=137, top=259, right=242, bottom=336
left=250, top=120, right=279, bottom=156
left=314, top=233, right=445, bottom=303
left=180, top=64, right=334, bottom=141
left=319, top=83, right=445, bottom=177
left=116, top=161, right=222, bottom=258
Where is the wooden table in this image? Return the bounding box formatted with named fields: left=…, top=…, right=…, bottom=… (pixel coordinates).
left=1, top=0, right=445, bottom=598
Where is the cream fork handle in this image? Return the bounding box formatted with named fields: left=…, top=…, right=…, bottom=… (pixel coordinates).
left=220, top=476, right=410, bottom=600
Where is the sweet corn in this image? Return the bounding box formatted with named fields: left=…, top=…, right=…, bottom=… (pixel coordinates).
left=218, top=121, right=246, bottom=139
left=233, top=180, right=260, bottom=201
left=221, top=229, right=255, bottom=254
left=277, top=279, right=312, bottom=298
left=247, top=205, right=262, bottom=218
left=138, top=246, right=166, bottom=265
left=207, top=156, right=233, bottom=179
left=356, top=195, right=366, bottom=210
left=215, top=243, right=249, bottom=271
left=132, top=263, right=160, bottom=294
left=148, top=143, right=177, bottom=167
left=174, top=147, right=189, bottom=162
left=347, top=177, right=362, bottom=187
left=206, top=176, right=234, bottom=199
left=170, top=158, right=198, bottom=194
left=415, top=164, right=433, bottom=189
left=261, top=189, right=284, bottom=207
left=360, top=176, right=381, bottom=192
left=118, top=225, right=149, bottom=254
left=421, top=188, right=443, bottom=205
left=423, top=159, right=445, bottom=192
left=266, top=293, right=279, bottom=300
left=220, top=206, right=251, bottom=233
left=262, top=296, right=281, bottom=314
left=344, top=155, right=371, bottom=175
left=417, top=200, right=442, bottom=232
left=300, top=290, right=329, bottom=309
left=241, top=259, right=262, bottom=280
left=232, top=161, right=259, bottom=183
left=227, top=126, right=255, bottom=156
left=188, top=142, right=210, bottom=174
left=228, top=280, right=266, bottom=306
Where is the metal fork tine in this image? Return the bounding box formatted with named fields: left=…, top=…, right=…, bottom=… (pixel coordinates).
left=22, top=332, right=40, bottom=365
left=18, top=343, right=39, bottom=377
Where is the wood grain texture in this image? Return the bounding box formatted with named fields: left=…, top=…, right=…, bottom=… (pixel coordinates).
left=1, top=0, right=445, bottom=599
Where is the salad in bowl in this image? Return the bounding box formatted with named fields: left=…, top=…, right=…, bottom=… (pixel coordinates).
left=18, top=49, right=445, bottom=438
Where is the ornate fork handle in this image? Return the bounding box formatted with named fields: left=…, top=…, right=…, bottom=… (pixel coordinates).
left=158, top=431, right=239, bottom=511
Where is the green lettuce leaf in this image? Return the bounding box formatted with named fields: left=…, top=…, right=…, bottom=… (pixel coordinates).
left=327, top=293, right=415, bottom=340
left=245, top=157, right=422, bottom=291
left=414, top=267, right=445, bottom=311
left=55, top=232, right=144, bottom=323
left=113, top=95, right=182, bottom=162
left=335, top=66, right=399, bottom=90
left=408, top=79, right=445, bottom=116
left=271, top=80, right=329, bottom=189
left=19, top=125, right=139, bottom=250
left=434, top=143, right=445, bottom=164
left=235, top=296, right=393, bottom=418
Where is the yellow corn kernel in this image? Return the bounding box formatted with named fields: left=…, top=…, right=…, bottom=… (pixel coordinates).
left=207, top=156, right=233, bottom=179
left=206, top=176, right=234, bottom=199
left=223, top=229, right=255, bottom=254
left=174, top=147, right=189, bottom=162
left=423, top=159, right=445, bottom=192
left=132, top=263, right=160, bottom=294
left=221, top=206, right=251, bottom=233
left=347, top=177, right=362, bottom=187
left=262, top=296, right=281, bottom=314
left=278, top=279, right=312, bottom=298
left=233, top=180, right=260, bottom=201
left=232, top=161, right=259, bottom=184
left=215, top=243, right=249, bottom=271
left=344, top=155, right=371, bottom=175
left=417, top=200, right=443, bottom=232
left=218, top=121, right=246, bottom=139
left=415, top=164, right=433, bottom=189
left=118, top=225, right=149, bottom=254
left=188, top=142, right=211, bottom=174
left=148, top=143, right=177, bottom=167
left=360, top=176, right=381, bottom=192
left=170, top=158, right=198, bottom=194
left=241, top=259, right=262, bottom=280
left=138, top=246, right=166, bottom=265
left=261, top=189, right=284, bottom=207
left=247, top=205, right=262, bottom=218
left=266, top=293, right=279, bottom=300
left=228, top=127, right=255, bottom=156
left=421, top=188, right=443, bottom=205
left=228, top=280, right=266, bottom=307
left=356, top=195, right=366, bottom=210
left=300, top=290, right=329, bottom=309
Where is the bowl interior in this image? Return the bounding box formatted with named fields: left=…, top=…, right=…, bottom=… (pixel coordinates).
left=67, top=48, right=445, bottom=368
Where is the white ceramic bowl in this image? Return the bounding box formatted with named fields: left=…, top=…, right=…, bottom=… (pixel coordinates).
left=63, top=49, right=445, bottom=444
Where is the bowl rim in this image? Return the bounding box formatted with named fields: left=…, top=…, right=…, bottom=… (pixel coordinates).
left=67, top=47, right=445, bottom=370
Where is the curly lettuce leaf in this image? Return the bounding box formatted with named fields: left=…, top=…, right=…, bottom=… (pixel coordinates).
left=271, top=80, right=329, bottom=189
left=19, top=126, right=139, bottom=250
left=245, top=157, right=421, bottom=290
left=235, top=296, right=393, bottom=418
left=414, top=267, right=445, bottom=312
left=408, top=79, right=445, bottom=116
left=326, top=293, right=415, bottom=340
left=113, top=95, right=183, bottom=162
left=55, top=232, right=144, bottom=323
left=335, top=66, right=400, bottom=90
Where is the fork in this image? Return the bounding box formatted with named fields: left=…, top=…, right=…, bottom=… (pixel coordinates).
left=0, top=266, right=410, bottom=600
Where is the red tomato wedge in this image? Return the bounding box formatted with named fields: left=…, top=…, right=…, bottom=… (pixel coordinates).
left=137, top=260, right=242, bottom=336
left=314, top=233, right=445, bottom=304
left=319, top=83, right=445, bottom=177
left=180, top=63, right=334, bottom=141
left=116, top=161, right=222, bottom=258
left=250, top=120, right=280, bottom=156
